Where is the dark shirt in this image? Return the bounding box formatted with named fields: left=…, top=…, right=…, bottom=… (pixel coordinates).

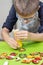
left=2, top=2, right=43, bottom=33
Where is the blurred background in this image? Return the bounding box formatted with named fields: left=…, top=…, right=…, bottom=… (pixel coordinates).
left=0, top=0, right=43, bottom=40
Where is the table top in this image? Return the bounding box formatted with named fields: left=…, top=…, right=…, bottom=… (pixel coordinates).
left=0, top=41, right=43, bottom=65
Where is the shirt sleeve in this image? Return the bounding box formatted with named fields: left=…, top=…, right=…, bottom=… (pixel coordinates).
left=2, top=5, right=18, bottom=32
left=38, top=2, right=43, bottom=33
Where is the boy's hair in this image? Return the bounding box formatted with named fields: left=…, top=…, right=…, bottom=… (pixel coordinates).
left=13, top=0, right=39, bottom=17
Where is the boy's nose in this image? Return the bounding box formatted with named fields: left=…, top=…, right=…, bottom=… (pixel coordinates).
left=24, top=20, right=29, bottom=23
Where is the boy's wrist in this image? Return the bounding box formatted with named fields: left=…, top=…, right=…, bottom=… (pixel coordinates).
left=28, top=32, right=35, bottom=41
left=28, top=32, right=32, bottom=40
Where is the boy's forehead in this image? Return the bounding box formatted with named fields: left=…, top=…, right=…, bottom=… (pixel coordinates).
left=13, top=0, right=39, bottom=18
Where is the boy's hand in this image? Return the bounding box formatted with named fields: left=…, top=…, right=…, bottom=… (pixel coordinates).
left=7, top=37, right=19, bottom=49
left=14, top=30, right=29, bottom=40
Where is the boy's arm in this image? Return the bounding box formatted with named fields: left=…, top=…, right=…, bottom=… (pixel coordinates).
left=12, top=30, right=43, bottom=42
left=2, top=5, right=18, bottom=32
left=2, top=5, right=19, bottom=49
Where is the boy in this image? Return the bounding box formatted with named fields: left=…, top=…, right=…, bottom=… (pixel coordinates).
left=2, top=0, right=43, bottom=49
